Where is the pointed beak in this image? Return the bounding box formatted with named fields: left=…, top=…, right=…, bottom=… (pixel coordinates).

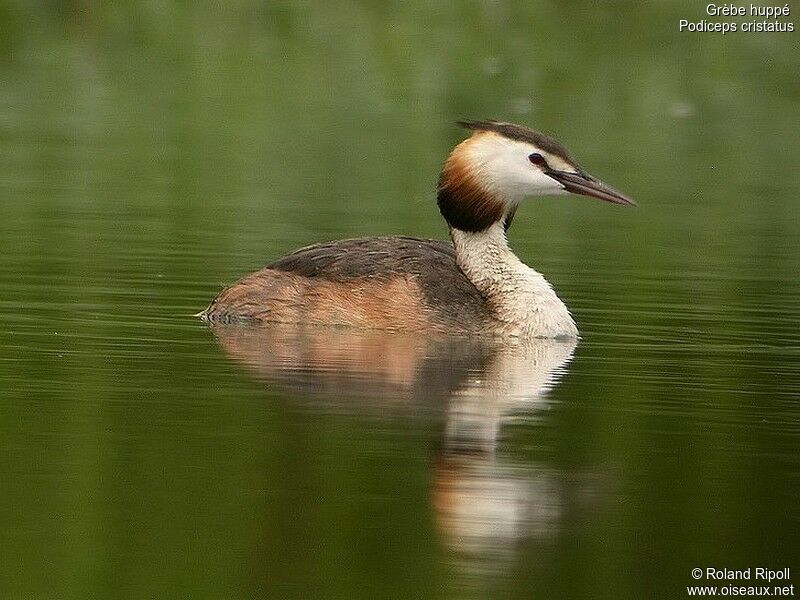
left=548, top=170, right=637, bottom=207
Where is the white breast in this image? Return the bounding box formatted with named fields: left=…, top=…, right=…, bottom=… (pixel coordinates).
left=451, top=223, right=578, bottom=338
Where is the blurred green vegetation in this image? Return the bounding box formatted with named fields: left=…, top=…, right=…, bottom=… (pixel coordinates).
left=0, top=2, right=798, bottom=599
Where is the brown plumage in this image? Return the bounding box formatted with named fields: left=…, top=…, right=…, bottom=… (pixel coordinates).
left=201, top=237, right=497, bottom=333
left=437, top=135, right=507, bottom=233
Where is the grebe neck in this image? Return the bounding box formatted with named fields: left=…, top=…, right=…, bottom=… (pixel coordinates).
left=450, top=223, right=578, bottom=338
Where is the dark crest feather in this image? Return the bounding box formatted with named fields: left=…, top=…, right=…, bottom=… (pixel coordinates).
left=457, top=119, right=575, bottom=164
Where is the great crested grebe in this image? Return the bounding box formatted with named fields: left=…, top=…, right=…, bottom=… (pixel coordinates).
left=200, top=120, right=635, bottom=337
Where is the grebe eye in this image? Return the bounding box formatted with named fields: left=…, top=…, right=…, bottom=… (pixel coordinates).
left=528, top=153, right=547, bottom=167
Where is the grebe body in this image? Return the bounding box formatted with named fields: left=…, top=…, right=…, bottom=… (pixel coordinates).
left=201, top=121, right=635, bottom=338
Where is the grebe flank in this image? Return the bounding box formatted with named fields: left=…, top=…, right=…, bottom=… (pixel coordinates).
left=200, top=120, right=635, bottom=337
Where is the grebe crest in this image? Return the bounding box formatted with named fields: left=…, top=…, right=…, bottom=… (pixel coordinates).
left=201, top=120, right=635, bottom=338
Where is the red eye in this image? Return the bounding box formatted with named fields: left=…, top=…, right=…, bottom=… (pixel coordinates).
left=528, top=153, right=546, bottom=167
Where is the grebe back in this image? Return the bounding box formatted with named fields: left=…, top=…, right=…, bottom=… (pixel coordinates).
left=200, top=120, right=635, bottom=337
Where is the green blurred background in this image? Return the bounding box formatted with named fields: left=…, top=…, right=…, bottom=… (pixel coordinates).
left=1, top=1, right=798, bottom=599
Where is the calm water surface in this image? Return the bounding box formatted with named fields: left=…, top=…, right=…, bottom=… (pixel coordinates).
left=1, top=3, right=799, bottom=599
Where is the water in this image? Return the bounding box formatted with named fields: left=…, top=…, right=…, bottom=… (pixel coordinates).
left=1, top=3, right=799, bottom=598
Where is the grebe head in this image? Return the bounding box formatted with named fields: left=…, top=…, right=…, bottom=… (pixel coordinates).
left=437, top=120, right=636, bottom=233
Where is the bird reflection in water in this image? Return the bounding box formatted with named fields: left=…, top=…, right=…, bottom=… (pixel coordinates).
left=209, top=323, right=586, bottom=589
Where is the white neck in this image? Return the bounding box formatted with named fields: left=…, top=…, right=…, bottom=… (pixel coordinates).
left=450, top=223, right=578, bottom=338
